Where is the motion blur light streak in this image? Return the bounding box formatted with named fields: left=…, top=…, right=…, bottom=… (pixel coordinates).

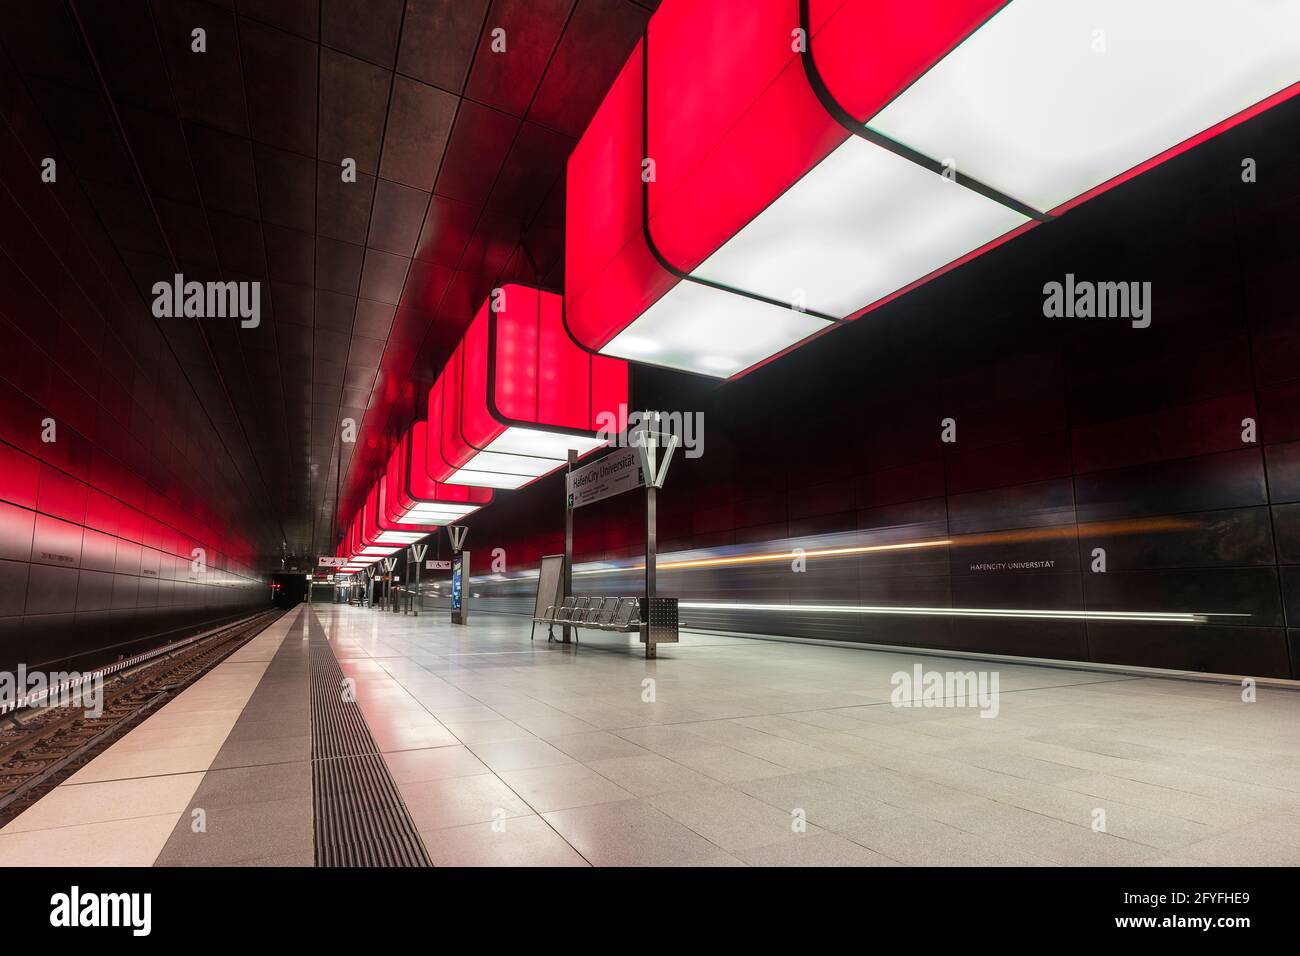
left=572, top=515, right=1198, bottom=575
left=678, top=603, right=1238, bottom=625
left=955, top=516, right=1197, bottom=546
left=578, top=538, right=952, bottom=574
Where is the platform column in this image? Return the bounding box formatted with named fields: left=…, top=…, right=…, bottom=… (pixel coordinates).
left=645, top=480, right=656, bottom=659
left=562, top=448, right=576, bottom=644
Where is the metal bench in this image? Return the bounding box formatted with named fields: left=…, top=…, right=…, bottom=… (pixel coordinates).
left=532, top=595, right=676, bottom=658
left=533, top=596, right=642, bottom=638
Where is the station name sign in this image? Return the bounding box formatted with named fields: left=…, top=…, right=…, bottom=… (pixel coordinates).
left=566, top=447, right=645, bottom=509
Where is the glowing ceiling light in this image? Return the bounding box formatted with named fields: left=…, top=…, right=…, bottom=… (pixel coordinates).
left=382, top=426, right=491, bottom=527
left=565, top=0, right=1300, bottom=379
left=869, top=0, right=1300, bottom=215
left=691, top=136, right=1029, bottom=318
left=426, top=284, right=627, bottom=490
left=600, top=275, right=831, bottom=380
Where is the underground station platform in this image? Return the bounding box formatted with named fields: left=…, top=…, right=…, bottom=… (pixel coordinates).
left=2, top=0, right=1300, bottom=935
left=3, top=602, right=1300, bottom=871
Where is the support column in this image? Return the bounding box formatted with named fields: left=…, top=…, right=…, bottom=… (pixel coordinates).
left=562, top=448, right=576, bottom=644
left=645, top=481, right=657, bottom=659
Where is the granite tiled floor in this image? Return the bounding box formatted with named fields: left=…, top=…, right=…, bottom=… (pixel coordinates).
left=319, top=605, right=1300, bottom=867
left=155, top=608, right=314, bottom=866
left=0, top=607, right=305, bottom=866
left=5, top=602, right=1299, bottom=867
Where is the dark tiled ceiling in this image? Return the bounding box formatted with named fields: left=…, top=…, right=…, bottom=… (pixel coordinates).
left=0, top=0, right=655, bottom=560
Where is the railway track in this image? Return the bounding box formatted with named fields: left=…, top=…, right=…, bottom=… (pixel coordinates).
left=0, top=608, right=284, bottom=829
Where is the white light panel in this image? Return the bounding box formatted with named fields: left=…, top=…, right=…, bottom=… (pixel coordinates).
left=488, top=426, right=607, bottom=460
left=462, top=449, right=559, bottom=477
left=375, top=531, right=425, bottom=544
left=869, top=0, right=1300, bottom=213
left=446, top=467, right=532, bottom=490
left=444, top=428, right=608, bottom=489
left=692, top=137, right=1028, bottom=318
left=399, top=502, right=481, bottom=525
left=603, top=279, right=830, bottom=378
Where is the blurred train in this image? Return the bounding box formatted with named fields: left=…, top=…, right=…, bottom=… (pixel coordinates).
left=417, top=514, right=1259, bottom=670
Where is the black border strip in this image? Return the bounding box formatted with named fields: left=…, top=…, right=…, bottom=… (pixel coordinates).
left=798, top=0, right=1051, bottom=222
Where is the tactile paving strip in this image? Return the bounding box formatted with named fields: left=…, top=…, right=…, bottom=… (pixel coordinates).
left=308, top=612, right=431, bottom=867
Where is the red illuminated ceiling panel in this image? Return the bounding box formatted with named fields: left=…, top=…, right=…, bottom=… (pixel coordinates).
left=339, top=513, right=375, bottom=567
left=337, top=426, right=493, bottom=568
left=340, top=512, right=374, bottom=571
left=357, top=492, right=401, bottom=559
left=383, top=425, right=492, bottom=526
left=426, top=284, right=628, bottom=490
left=365, top=482, right=425, bottom=546
left=566, top=0, right=1300, bottom=379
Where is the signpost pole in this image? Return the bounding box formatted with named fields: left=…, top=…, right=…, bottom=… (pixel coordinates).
left=563, top=433, right=675, bottom=659
left=409, top=543, right=427, bottom=617
left=563, top=448, right=576, bottom=644
left=447, top=526, right=470, bottom=625
left=644, top=414, right=658, bottom=659
left=646, top=484, right=656, bottom=606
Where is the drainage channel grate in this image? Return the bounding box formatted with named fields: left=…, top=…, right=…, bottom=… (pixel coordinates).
left=308, top=613, right=431, bottom=867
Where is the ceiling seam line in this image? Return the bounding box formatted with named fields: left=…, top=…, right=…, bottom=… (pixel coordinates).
left=318, top=0, right=414, bottom=544
left=226, top=0, right=301, bottom=553
left=337, top=0, right=568, bottom=523
left=324, top=1, right=495, bottom=538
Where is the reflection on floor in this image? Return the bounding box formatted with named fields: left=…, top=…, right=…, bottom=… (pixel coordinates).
left=331, top=606, right=1300, bottom=866
left=3, top=603, right=1299, bottom=866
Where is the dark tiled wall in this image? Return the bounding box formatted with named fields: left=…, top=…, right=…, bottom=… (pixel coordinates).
left=0, top=68, right=267, bottom=673
left=462, top=96, right=1300, bottom=679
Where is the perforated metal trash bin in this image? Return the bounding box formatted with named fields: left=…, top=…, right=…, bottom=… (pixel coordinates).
left=640, top=597, right=679, bottom=658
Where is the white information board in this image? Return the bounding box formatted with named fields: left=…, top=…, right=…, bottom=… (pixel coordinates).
left=534, top=554, right=566, bottom=618
left=566, top=447, right=644, bottom=509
